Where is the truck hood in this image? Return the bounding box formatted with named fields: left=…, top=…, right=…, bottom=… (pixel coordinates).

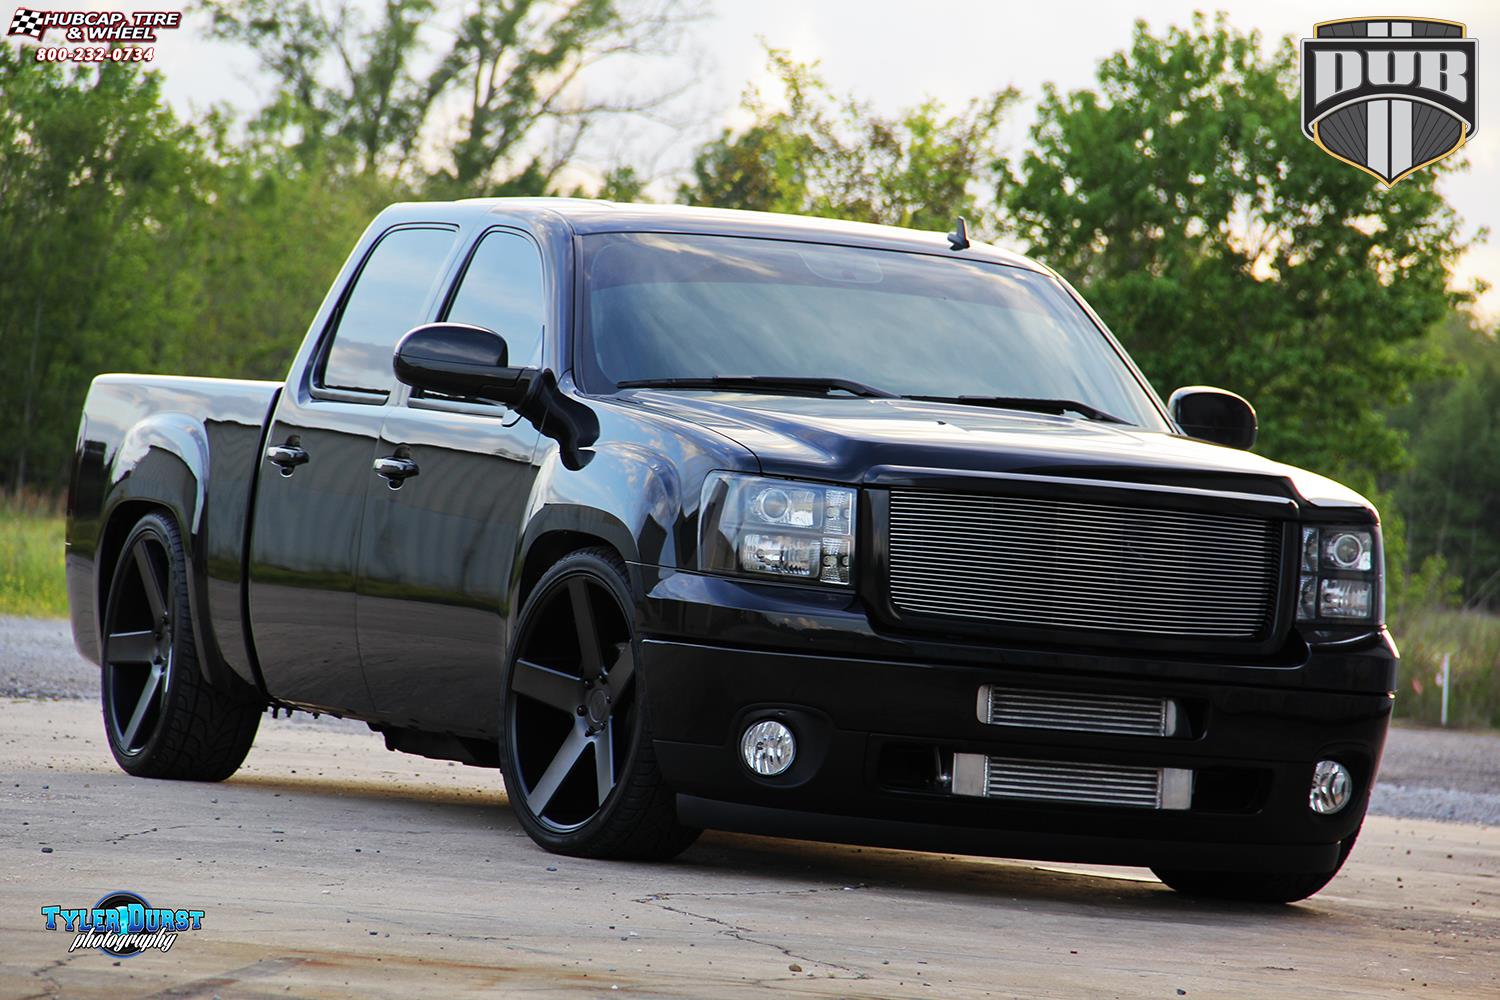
left=620, top=389, right=1373, bottom=512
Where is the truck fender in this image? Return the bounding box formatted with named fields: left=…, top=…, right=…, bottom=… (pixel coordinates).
left=515, top=503, right=642, bottom=596
left=101, top=413, right=242, bottom=695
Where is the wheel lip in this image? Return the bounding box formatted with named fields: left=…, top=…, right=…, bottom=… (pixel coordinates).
left=504, top=565, right=638, bottom=836
left=102, top=530, right=175, bottom=758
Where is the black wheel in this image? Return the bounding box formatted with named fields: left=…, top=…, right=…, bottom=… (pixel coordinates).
left=499, top=548, right=699, bottom=860
left=1151, top=827, right=1361, bottom=904
left=100, top=512, right=262, bottom=780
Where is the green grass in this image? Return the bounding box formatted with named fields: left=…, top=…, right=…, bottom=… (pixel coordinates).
left=0, top=493, right=67, bottom=617
left=1391, top=607, right=1500, bottom=729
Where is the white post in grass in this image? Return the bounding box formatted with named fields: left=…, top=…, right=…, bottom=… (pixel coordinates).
left=1440, top=652, right=1451, bottom=728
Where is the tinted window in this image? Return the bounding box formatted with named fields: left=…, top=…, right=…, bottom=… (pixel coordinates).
left=321, top=226, right=457, bottom=394
left=579, top=233, right=1166, bottom=429
left=443, top=230, right=546, bottom=366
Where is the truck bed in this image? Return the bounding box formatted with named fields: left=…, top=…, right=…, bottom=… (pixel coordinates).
left=66, top=374, right=280, bottom=688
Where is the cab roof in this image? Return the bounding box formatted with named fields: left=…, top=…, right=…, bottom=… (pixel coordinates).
left=376, top=197, right=1047, bottom=273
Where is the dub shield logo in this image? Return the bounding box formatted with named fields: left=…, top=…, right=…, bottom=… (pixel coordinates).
left=1300, top=17, right=1478, bottom=186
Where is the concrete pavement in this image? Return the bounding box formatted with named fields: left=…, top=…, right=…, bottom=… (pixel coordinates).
left=2, top=696, right=1499, bottom=999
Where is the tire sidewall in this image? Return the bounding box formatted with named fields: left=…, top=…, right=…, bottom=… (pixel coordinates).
left=101, top=513, right=190, bottom=773
left=499, top=550, right=649, bottom=852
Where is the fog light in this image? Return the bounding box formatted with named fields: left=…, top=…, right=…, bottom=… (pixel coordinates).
left=1309, top=759, right=1352, bottom=814
left=741, top=720, right=796, bottom=776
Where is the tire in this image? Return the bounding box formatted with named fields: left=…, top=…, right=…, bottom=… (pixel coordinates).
left=1151, top=827, right=1361, bottom=904
left=499, top=547, right=699, bottom=860
left=100, top=511, right=262, bottom=781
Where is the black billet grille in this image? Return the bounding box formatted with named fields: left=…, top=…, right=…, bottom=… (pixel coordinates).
left=887, top=491, right=1281, bottom=640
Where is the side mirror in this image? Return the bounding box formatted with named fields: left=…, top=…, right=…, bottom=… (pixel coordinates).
left=393, top=323, right=537, bottom=406
left=1169, top=386, right=1257, bottom=450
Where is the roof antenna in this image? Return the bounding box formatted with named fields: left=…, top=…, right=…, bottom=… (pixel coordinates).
left=946, top=216, right=970, bottom=251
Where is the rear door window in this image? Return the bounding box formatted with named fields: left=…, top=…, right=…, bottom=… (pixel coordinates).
left=320, top=226, right=458, bottom=396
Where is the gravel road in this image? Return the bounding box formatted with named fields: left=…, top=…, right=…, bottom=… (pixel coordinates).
left=0, top=615, right=97, bottom=700
left=5, top=614, right=1499, bottom=824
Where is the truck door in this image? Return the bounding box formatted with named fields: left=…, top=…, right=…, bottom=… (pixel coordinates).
left=247, top=224, right=459, bottom=715
left=356, top=228, right=546, bottom=736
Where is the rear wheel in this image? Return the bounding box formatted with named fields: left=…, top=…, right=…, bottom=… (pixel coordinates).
left=499, top=548, right=698, bottom=860
left=1151, top=828, right=1361, bottom=904
left=100, top=512, right=262, bottom=780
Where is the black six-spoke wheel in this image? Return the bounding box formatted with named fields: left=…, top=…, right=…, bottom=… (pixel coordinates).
left=100, top=512, right=262, bottom=780
left=500, top=548, right=698, bottom=859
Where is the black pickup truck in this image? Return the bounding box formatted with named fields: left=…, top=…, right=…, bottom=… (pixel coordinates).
left=66, top=198, right=1395, bottom=902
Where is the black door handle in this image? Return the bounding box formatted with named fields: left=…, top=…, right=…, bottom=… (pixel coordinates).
left=265, top=444, right=309, bottom=477
left=373, top=455, right=419, bottom=488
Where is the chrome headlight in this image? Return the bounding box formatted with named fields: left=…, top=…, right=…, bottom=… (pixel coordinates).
left=1297, top=524, right=1383, bottom=625
left=699, top=473, right=856, bottom=585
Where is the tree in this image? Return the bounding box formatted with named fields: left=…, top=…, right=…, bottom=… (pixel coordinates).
left=0, top=50, right=399, bottom=493
left=0, top=48, right=210, bottom=491
left=198, top=0, right=697, bottom=193
left=680, top=48, right=1015, bottom=233
left=189, top=139, right=405, bottom=379
left=1004, top=14, right=1474, bottom=490
left=1390, top=313, right=1500, bottom=606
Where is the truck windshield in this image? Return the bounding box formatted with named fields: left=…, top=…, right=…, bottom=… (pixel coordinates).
left=577, top=232, right=1168, bottom=429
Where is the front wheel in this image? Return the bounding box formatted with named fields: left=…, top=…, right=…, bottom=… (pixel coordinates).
left=499, top=548, right=699, bottom=860
left=100, top=512, right=262, bottom=780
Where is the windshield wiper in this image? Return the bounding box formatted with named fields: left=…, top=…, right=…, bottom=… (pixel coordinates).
left=904, top=395, right=1130, bottom=424
left=616, top=376, right=898, bottom=399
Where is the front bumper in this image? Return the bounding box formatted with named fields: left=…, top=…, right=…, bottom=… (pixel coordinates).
left=637, top=570, right=1396, bottom=873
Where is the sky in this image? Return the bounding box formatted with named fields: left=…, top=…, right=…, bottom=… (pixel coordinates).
left=18, top=0, right=1499, bottom=317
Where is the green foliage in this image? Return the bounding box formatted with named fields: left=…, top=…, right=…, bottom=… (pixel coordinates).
left=1003, top=14, right=1473, bottom=490
left=569, top=165, right=648, bottom=203
left=0, top=48, right=208, bottom=490
left=1, top=2, right=694, bottom=494
left=0, top=50, right=398, bottom=493
left=190, top=142, right=404, bottom=378
left=198, top=0, right=696, bottom=193
left=1388, top=313, right=1500, bottom=605
left=1379, top=485, right=1463, bottom=620
left=680, top=48, right=1015, bottom=233
left=0, top=494, right=67, bottom=617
